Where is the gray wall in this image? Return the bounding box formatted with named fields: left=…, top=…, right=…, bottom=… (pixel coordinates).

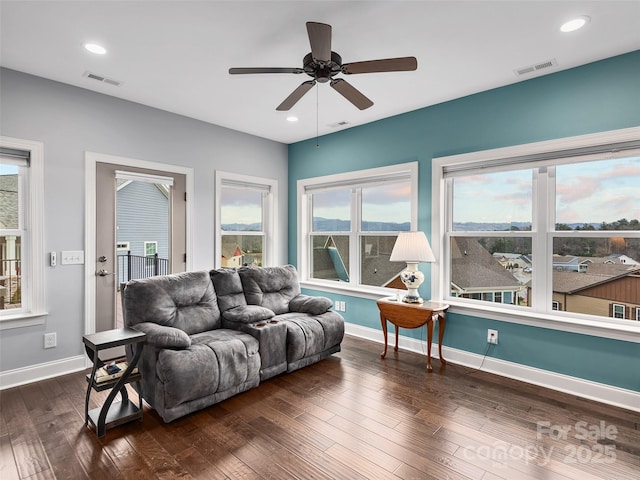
left=0, top=68, right=288, bottom=373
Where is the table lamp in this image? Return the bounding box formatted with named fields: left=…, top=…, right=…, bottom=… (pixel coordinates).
left=389, top=231, right=435, bottom=304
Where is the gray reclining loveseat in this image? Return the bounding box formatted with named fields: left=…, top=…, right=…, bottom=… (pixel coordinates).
left=122, top=265, right=344, bottom=422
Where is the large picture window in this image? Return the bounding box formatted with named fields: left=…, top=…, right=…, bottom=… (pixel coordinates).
left=298, top=162, right=418, bottom=292
left=0, top=137, right=45, bottom=327
left=215, top=171, right=277, bottom=268
left=434, top=128, right=640, bottom=331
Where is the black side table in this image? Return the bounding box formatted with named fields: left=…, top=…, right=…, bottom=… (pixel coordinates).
left=83, top=328, right=146, bottom=437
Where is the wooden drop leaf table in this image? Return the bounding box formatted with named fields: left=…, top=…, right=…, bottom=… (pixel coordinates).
left=376, top=297, right=449, bottom=371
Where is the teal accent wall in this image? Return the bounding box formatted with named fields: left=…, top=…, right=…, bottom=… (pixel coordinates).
left=289, top=51, right=640, bottom=392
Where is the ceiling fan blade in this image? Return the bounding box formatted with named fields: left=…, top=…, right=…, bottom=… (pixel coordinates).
left=342, top=57, right=417, bottom=75
left=276, top=80, right=316, bottom=111
left=306, top=22, right=331, bottom=63
left=330, top=79, right=373, bottom=110
left=229, top=67, right=304, bottom=75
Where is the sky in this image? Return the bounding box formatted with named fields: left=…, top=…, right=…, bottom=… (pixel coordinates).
left=453, top=157, right=640, bottom=226
left=220, top=188, right=263, bottom=225
left=219, top=157, right=640, bottom=227
left=312, top=182, right=411, bottom=224
left=0, top=165, right=18, bottom=175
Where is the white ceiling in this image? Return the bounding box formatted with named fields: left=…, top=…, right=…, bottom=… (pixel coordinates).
left=1, top=1, right=639, bottom=144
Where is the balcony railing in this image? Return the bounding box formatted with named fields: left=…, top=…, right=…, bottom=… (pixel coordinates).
left=117, top=251, right=168, bottom=286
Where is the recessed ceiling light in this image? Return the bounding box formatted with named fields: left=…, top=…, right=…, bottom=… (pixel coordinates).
left=84, top=43, right=107, bottom=55
left=560, top=16, right=590, bottom=33
left=286, top=116, right=299, bottom=122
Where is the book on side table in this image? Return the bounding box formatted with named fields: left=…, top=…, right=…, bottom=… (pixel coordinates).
left=94, top=361, right=139, bottom=383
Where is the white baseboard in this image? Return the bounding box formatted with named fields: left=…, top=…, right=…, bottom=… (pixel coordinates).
left=345, top=322, right=640, bottom=413
left=0, top=355, right=86, bottom=390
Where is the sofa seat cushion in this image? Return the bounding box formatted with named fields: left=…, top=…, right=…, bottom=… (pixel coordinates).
left=156, top=329, right=259, bottom=408
left=275, top=311, right=345, bottom=363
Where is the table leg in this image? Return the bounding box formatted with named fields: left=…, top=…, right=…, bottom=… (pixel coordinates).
left=84, top=354, right=99, bottom=426
left=426, top=319, right=434, bottom=371
left=394, top=326, right=399, bottom=352
left=380, top=314, right=388, bottom=358
left=437, top=312, right=447, bottom=366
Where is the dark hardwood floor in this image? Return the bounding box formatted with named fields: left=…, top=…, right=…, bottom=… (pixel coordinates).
left=1, top=335, right=639, bottom=479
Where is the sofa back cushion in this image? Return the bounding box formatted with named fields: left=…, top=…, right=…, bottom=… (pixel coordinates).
left=123, top=271, right=221, bottom=334
left=238, top=265, right=301, bottom=314
left=209, top=267, right=248, bottom=313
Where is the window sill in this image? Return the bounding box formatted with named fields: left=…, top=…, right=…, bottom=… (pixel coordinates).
left=300, top=281, right=639, bottom=343
left=0, top=311, right=48, bottom=330
left=439, top=299, right=640, bottom=343
left=300, top=280, right=393, bottom=300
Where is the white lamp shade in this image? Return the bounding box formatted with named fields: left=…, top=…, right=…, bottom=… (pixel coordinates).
left=390, top=231, right=435, bottom=263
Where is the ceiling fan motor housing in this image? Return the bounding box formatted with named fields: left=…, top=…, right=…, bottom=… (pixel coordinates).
left=303, top=52, right=343, bottom=83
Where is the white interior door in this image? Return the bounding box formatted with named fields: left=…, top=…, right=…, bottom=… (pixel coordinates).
left=95, top=162, right=187, bottom=334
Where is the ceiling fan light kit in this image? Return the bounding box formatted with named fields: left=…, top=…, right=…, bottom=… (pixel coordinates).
left=229, top=21, right=417, bottom=111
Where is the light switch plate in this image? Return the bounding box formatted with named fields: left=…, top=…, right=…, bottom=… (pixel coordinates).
left=61, top=250, right=84, bottom=265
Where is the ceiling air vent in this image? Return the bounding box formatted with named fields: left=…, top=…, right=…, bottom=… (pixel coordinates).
left=514, top=58, right=558, bottom=77
left=83, top=71, right=122, bottom=87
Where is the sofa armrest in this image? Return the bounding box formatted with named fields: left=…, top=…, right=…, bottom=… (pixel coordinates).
left=289, top=294, right=333, bottom=315
left=133, top=322, right=191, bottom=349
left=222, top=305, right=275, bottom=324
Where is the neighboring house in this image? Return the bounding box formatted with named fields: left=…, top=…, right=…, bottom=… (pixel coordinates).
left=0, top=174, right=20, bottom=277
left=221, top=245, right=244, bottom=268
left=552, top=268, right=640, bottom=320
left=0, top=174, right=18, bottom=229
left=552, top=255, right=586, bottom=272
left=116, top=180, right=169, bottom=283
left=311, top=234, right=406, bottom=287
left=312, top=236, right=350, bottom=282
left=221, top=244, right=260, bottom=268
left=451, top=237, right=525, bottom=305
left=493, top=252, right=532, bottom=270
left=579, top=254, right=640, bottom=266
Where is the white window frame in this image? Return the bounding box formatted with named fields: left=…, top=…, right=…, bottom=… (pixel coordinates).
left=636, top=307, right=640, bottom=321
left=215, top=171, right=277, bottom=268
left=297, top=162, right=419, bottom=297
left=0, top=136, right=46, bottom=329
left=432, top=127, right=640, bottom=342
left=612, top=304, right=625, bottom=319
left=144, top=241, right=158, bottom=256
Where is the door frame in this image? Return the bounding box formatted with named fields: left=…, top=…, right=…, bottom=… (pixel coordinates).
left=84, top=152, right=193, bottom=345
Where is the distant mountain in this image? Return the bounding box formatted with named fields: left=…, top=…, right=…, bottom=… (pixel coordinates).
left=221, top=223, right=262, bottom=231
left=454, top=222, right=532, bottom=231
left=453, top=222, right=603, bottom=231
left=312, top=217, right=410, bottom=232
left=223, top=219, right=604, bottom=232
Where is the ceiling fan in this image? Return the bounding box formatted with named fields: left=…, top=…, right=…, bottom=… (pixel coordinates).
left=229, top=22, right=417, bottom=111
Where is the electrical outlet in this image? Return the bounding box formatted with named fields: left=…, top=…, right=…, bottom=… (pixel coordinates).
left=44, top=332, right=57, bottom=349
left=340, top=301, right=346, bottom=312
left=487, top=329, right=498, bottom=344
